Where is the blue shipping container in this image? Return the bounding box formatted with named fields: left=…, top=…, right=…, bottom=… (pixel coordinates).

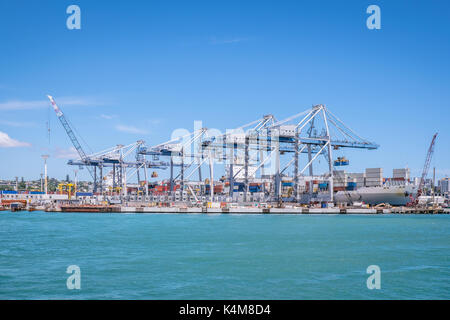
left=1, top=190, right=18, bottom=194
left=76, top=192, right=93, bottom=197
left=346, top=182, right=357, bottom=191
left=249, top=186, right=261, bottom=193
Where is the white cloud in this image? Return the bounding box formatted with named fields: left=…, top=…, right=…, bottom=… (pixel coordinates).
left=115, top=124, right=148, bottom=135
left=0, top=99, right=47, bottom=110
left=54, top=147, right=79, bottom=159
left=0, top=96, right=106, bottom=111
left=0, top=120, right=37, bottom=127
left=100, top=114, right=117, bottom=120
left=0, top=131, right=31, bottom=147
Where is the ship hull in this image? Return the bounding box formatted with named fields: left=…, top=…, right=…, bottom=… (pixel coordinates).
left=335, top=185, right=417, bottom=206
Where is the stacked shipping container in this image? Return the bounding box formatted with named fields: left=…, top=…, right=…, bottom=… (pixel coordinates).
left=365, top=168, right=383, bottom=187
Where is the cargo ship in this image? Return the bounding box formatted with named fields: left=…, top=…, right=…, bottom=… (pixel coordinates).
left=335, top=184, right=417, bottom=206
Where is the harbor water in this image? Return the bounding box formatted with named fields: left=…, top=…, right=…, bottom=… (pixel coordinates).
left=0, top=212, right=449, bottom=299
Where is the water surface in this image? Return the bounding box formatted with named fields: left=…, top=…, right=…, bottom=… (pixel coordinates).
left=0, top=212, right=448, bottom=299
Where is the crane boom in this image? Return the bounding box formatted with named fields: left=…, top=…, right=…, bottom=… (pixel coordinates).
left=408, top=132, right=439, bottom=206
left=46, top=95, right=94, bottom=179
left=418, top=133, right=438, bottom=194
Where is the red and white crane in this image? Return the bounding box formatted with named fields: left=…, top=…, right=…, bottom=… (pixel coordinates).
left=411, top=133, right=438, bottom=206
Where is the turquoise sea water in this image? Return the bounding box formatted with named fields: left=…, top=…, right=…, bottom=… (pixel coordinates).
left=0, top=211, right=449, bottom=299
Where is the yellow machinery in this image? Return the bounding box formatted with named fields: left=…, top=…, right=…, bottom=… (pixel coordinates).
left=58, top=183, right=75, bottom=199
left=107, top=186, right=122, bottom=195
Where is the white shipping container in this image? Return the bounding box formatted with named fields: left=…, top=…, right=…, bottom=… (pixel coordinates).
left=348, top=173, right=365, bottom=177
left=333, top=183, right=347, bottom=187
left=366, top=168, right=382, bottom=172
left=393, top=168, right=410, bottom=179
left=366, top=175, right=382, bottom=179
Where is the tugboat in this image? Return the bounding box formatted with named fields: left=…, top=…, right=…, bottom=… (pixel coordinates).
left=10, top=202, right=25, bottom=212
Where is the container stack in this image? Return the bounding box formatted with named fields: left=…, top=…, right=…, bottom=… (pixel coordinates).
left=312, top=180, right=319, bottom=193
left=347, top=173, right=365, bottom=188
left=297, top=180, right=306, bottom=193
left=365, top=168, right=383, bottom=187
left=249, top=183, right=262, bottom=193
left=333, top=170, right=347, bottom=190
left=393, top=168, right=410, bottom=181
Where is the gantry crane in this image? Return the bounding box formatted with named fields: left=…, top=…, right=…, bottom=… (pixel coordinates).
left=47, top=95, right=170, bottom=195
left=200, top=104, right=378, bottom=203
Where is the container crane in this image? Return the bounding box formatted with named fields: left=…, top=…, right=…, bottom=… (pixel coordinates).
left=46, top=95, right=95, bottom=179
left=47, top=95, right=171, bottom=195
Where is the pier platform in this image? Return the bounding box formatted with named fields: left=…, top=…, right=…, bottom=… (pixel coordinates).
left=105, top=206, right=450, bottom=214
left=43, top=205, right=450, bottom=215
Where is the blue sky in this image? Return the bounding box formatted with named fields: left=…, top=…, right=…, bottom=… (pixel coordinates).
left=0, top=0, right=449, bottom=181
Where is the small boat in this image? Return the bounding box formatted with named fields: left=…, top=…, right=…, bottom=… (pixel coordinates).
left=10, top=203, right=25, bottom=212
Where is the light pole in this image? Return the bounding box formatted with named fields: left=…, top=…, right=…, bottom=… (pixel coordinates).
left=41, top=155, right=49, bottom=194
left=74, top=169, right=78, bottom=196
left=40, top=173, right=43, bottom=192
